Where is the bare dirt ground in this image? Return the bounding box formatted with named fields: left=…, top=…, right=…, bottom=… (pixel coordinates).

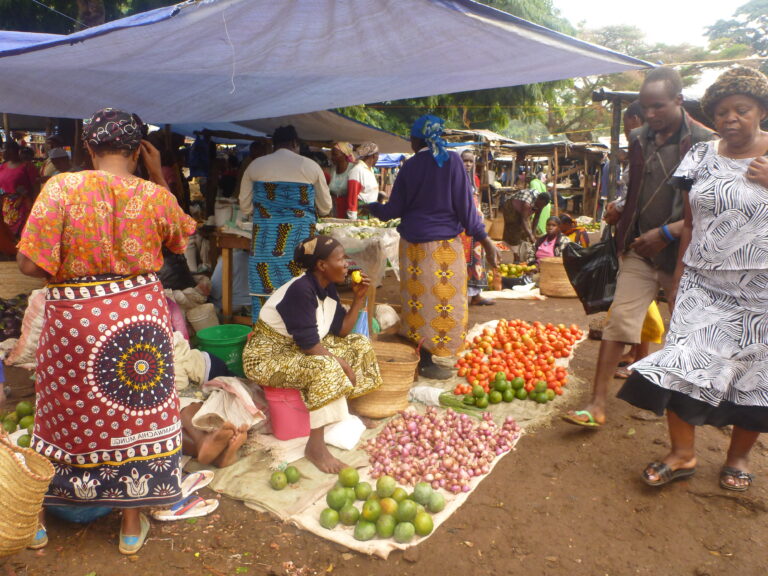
left=3, top=273, right=767, bottom=576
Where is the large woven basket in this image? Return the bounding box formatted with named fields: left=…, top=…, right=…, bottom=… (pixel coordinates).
left=538, top=256, right=577, bottom=298
left=0, top=435, right=55, bottom=557
left=0, top=262, right=45, bottom=300
left=489, top=214, right=504, bottom=240
left=348, top=341, right=419, bottom=419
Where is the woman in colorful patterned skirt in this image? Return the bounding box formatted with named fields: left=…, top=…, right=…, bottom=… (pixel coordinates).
left=17, top=108, right=197, bottom=554
left=242, top=236, right=381, bottom=473
left=368, top=115, right=500, bottom=379
left=618, top=67, right=768, bottom=491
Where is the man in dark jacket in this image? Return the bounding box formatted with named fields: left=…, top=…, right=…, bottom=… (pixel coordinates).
left=563, top=67, right=714, bottom=428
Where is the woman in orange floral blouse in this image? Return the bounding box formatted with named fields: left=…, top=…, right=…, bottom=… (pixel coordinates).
left=17, top=108, right=197, bottom=555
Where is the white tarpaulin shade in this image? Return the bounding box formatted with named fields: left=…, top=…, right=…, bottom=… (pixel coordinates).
left=0, top=0, right=650, bottom=123
left=172, top=111, right=412, bottom=152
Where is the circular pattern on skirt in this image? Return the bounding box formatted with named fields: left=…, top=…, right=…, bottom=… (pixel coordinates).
left=87, top=314, right=174, bottom=416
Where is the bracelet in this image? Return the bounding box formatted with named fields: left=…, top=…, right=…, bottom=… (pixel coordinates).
left=659, top=225, right=674, bottom=242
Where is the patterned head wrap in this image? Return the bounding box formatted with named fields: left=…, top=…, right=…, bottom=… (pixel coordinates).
left=83, top=108, right=144, bottom=151
left=294, top=236, right=343, bottom=270
left=701, top=66, right=768, bottom=120
left=411, top=114, right=449, bottom=167
left=355, top=141, right=379, bottom=160
left=332, top=141, right=355, bottom=162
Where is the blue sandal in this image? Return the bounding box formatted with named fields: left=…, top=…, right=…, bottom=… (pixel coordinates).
left=28, top=524, right=48, bottom=550
left=119, top=513, right=150, bottom=555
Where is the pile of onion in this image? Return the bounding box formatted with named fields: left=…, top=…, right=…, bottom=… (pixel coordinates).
left=362, top=407, right=521, bottom=494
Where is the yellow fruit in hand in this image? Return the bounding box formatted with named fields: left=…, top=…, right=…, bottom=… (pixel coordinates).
left=351, top=271, right=363, bottom=284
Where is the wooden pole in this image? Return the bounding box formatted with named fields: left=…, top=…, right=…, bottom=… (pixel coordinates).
left=553, top=146, right=560, bottom=216
left=2, top=113, right=9, bottom=143
left=606, top=100, right=622, bottom=203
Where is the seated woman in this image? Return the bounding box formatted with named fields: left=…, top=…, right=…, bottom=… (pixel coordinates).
left=528, top=216, right=570, bottom=264
left=558, top=213, right=590, bottom=247
left=242, top=236, right=382, bottom=473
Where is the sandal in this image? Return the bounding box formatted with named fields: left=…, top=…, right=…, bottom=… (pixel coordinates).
left=470, top=296, right=495, bottom=306
left=561, top=410, right=602, bottom=429
left=719, top=466, right=754, bottom=492
left=151, top=494, right=219, bottom=522
left=27, top=524, right=48, bottom=550
left=119, top=512, right=150, bottom=555
left=641, top=461, right=696, bottom=487
left=614, top=366, right=633, bottom=379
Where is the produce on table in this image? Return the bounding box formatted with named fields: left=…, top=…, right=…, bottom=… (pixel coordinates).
left=497, top=263, right=536, bottom=278
left=354, top=481, right=372, bottom=500
left=284, top=465, right=301, bottom=484
left=583, top=221, right=601, bottom=232
left=319, top=508, right=340, bottom=529
left=338, top=467, right=360, bottom=488
left=393, top=521, right=415, bottom=543
left=362, top=407, right=521, bottom=493
left=1, top=402, right=35, bottom=437
left=454, top=319, right=583, bottom=399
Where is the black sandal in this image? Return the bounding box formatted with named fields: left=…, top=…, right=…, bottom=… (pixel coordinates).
left=641, top=461, right=696, bottom=487
left=719, top=466, right=754, bottom=492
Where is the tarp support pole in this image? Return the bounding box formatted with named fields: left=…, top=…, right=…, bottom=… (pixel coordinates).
left=606, top=100, right=621, bottom=203
left=553, top=147, right=559, bottom=216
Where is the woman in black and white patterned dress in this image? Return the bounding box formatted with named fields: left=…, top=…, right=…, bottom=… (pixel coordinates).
left=618, top=67, right=768, bottom=491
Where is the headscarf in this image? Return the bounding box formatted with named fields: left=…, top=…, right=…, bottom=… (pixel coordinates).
left=83, top=108, right=144, bottom=151
left=293, top=236, right=343, bottom=270
left=355, top=141, right=379, bottom=160
left=411, top=114, right=449, bottom=167
left=332, top=141, right=355, bottom=163
left=700, top=66, right=768, bottom=120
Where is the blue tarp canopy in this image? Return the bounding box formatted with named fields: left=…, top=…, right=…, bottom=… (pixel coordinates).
left=0, top=0, right=650, bottom=124
left=376, top=153, right=408, bottom=168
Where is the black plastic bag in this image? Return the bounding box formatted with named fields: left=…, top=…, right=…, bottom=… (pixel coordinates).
left=562, top=228, right=618, bottom=315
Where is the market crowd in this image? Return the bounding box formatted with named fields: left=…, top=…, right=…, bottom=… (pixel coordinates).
left=2, top=63, right=767, bottom=555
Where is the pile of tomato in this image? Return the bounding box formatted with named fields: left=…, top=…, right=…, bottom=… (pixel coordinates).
left=454, top=319, right=583, bottom=397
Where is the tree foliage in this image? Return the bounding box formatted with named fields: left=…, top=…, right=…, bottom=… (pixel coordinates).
left=706, top=0, right=768, bottom=74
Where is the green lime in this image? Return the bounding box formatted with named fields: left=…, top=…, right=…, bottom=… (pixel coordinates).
left=361, top=499, right=381, bottom=522
left=269, top=471, right=288, bottom=490
left=319, top=508, right=339, bottom=529
left=427, top=492, right=445, bottom=513
left=534, top=380, right=548, bottom=394
left=15, top=401, right=34, bottom=418
left=353, top=520, right=376, bottom=541
left=489, top=390, right=503, bottom=404
left=412, top=482, right=432, bottom=506
left=339, top=503, right=360, bottom=526
left=2, top=419, right=17, bottom=434
left=511, top=377, right=525, bottom=390
left=494, top=371, right=506, bottom=382
left=338, top=467, right=359, bottom=488
left=16, top=434, right=31, bottom=448
left=395, top=499, right=418, bottom=523
left=376, top=514, right=396, bottom=538
left=394, top=521, right=415, bottom=543
left=514, top=388, right=528, bottom=401
left=413, top=511, right=434, bottom=536
left=376, top=475, right=397, bottom=498
left=326, top=487, right=348, bottom=510
left=472, top=385, right=486, bottom=398
left=4, top=412, right=18, bottom=424
left=502, top=388, right=515, bottom=402
left=545, top=389, right=556, bottom=401
left=493, top=379, right=507, bottom=392
left=284, top=466, right=301, bottom=484
left=391, top=487, right=408, bottom=502
left=475, top=395, right=489, bottom=409
left=535, top=392, right=549, bottom=404
left=355, top=481, right=373, bottom=501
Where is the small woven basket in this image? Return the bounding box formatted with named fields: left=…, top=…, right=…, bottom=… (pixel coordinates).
left=0, top=435, right=55, bottom=558
left=348, top=341, right=419, bottom=419
left=538, top=257, right=577, bottom=298
left=0, top=262, right=45, bottom=300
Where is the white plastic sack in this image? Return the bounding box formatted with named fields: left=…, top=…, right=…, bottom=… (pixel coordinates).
left=191, top=376, right=266, bottom=432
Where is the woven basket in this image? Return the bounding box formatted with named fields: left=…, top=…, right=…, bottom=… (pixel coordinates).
left=489, top=214, right=504, bottom=240
left=348, top=341, right=419, bottom=419
left=538, top=257, right=577, bottom=298
left=0, top=435, right=54, bottom=557
left=0, top=262, right=45, bottom=300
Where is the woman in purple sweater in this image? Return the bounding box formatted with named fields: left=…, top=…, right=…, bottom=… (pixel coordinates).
left=369, top=115, right=500, bottom=379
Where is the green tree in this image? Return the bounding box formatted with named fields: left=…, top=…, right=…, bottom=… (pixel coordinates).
left=706, top=0, right=768, bottom=74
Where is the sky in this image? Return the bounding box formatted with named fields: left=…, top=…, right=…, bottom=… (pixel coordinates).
left=553, top=0, right=748, bottom=95
left=553, top=0, right=744, bottom=47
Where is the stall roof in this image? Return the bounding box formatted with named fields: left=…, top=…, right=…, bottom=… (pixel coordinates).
left=443, top=128, right=524, bottom=145
left=172, top=111, right=411, bottom=152
left=501, top=140, right=607, bottom=159
left=0, top=0, right=650, bottom=123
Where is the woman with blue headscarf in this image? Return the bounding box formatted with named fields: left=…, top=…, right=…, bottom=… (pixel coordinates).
left=368, top=115, right=500, bottom=379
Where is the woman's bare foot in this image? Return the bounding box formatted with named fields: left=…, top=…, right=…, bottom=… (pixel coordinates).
left=197, top=423, right=236, bottom=465
left=305, top=428, right=346, bottom=474
left=214, top=424, right=249, bottom=468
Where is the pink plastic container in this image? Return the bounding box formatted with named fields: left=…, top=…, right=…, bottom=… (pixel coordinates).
left=262, top=387, right=310, bottom=440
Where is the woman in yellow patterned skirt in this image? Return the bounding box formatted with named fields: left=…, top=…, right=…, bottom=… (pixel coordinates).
left=242, top=236, right=381, bottom=473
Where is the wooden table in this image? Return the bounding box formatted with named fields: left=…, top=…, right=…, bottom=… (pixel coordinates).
left=216, top=230, right=379, bottom=335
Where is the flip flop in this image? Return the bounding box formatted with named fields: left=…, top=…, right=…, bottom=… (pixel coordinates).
left=119, top=513, right=150, bottom=555
left=561, top=410, right=602, bottom=429
left=181, top=469, right=215, bottom=498
left=641, top=461, right=696, bottom=487
left=614, top=366, right=633, bottom=379
left=719, top=466, right=754, bottom=492
left=151, top=494, right=220, bottom=522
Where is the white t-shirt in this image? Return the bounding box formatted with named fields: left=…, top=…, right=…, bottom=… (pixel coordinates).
left=347, top=161, right=380, bottom=219
left=239, top=148, right=331, bottom=218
